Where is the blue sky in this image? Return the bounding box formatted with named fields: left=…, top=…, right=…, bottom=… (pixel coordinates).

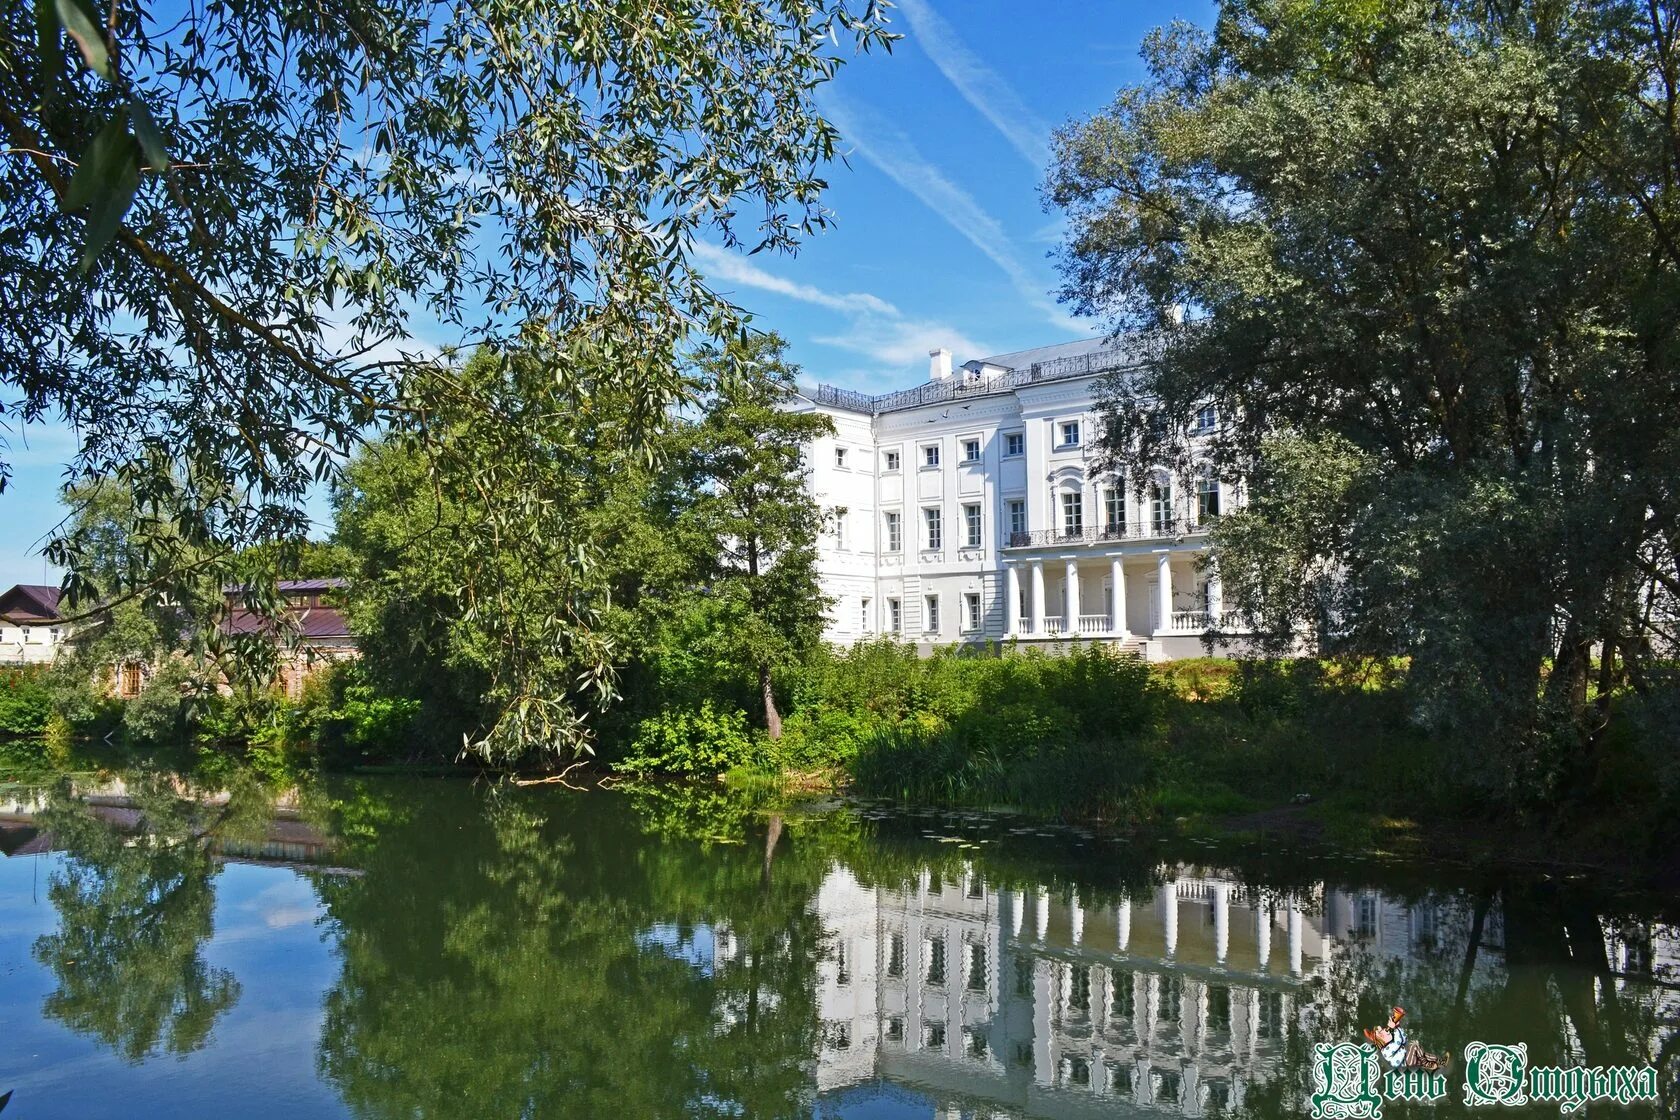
left=0, top=1, right=1215, bottom=589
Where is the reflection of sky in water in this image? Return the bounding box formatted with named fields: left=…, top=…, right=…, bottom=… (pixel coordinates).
left=637, top=921, right=717, bottom=975
left=0, top=855, right=345, bottom=1120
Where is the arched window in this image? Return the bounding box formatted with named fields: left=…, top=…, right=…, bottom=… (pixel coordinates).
left=1148, top=473, right=1173, bottom=533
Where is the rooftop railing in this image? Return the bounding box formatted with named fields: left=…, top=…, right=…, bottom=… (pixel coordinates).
left=810, top=341, right=1151, bottom=416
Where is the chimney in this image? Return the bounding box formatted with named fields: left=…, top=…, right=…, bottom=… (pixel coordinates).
left=928, top=347, right=953, bottom=382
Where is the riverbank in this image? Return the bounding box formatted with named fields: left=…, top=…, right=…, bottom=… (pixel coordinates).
left=9, top=646, right=1678, bottom=881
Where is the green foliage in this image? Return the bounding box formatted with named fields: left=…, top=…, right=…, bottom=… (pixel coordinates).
left=282, top=661, right=421, bottom=768
left=1050, top=0, right=1680, bottom=798
left=616, top=701, right=756, bottom=776
left=0, top=664, right=53, bottom=736
left=5, top=0, right=895, bottom=745
left=119, top=657, right=197, bottom=749
left=843, top=645, right=1164, bottom=820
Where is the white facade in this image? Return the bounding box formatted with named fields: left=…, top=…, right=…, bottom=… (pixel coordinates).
left=0, top=585, right=67, bottom=666
left=792, top=338, right=1243, bottom=661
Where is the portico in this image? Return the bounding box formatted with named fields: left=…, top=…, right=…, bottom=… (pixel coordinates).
left=1002, top=549, right=1222, bottom=641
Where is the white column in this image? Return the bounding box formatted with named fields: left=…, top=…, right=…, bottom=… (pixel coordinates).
left=1065, top=558, right=1080, bottom=633
left=1256, top=908, right=1272, bottom=971
left=1013, top=890, right=1027, bottom=937
left=1030, top=562, right=1046, bottom=636
left=1206, top=567, right=1223, bottom=625
left=1111, top=556, right=1127, bottom=635
left=1036, top=887, right=1050, bottom=942
left=1162, top=880, right=1179, bottom=958
left=1005, top=565, right=1021, bottom=637
left=1033, top=960, right=1055, bottom=1085
left=1213, top=883, right=1230, bottom=965
left=1287, top=901, right=1304, bottom=976
left=1071, top=891, right=1085, bottom=945
left=1117, top=898, right=1132, bottom=952
left=1155, top=552, right=1174, bottom=635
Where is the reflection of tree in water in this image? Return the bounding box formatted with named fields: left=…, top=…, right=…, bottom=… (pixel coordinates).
left=1235, top=883, right=1675, bottom=1119
left=31, top=775, right=245, bottom=1063
left=314, top=780, right=835, bottom=1120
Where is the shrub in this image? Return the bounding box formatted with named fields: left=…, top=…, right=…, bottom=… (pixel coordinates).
left=616, top=700, right=755, bottom=775
left=121, top=658, right=199, bottom=748
left=282, top=661, right=422, bottom=766
left=0, top=665, right=52, bottom=736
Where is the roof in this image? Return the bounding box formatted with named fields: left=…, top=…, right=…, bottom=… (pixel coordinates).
left=807, top=334, right=1149, bottom=417
left=223, top=607, right=352, bottom=640
left=222, top=578, right=349, bottom=595
left=0, top=584, right=64, bottom=623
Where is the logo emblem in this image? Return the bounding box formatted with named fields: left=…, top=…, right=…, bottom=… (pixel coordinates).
left=1463, top=1042, right=1529, bottom=1107
left=1311, top=1042, right=1384, bottom=1119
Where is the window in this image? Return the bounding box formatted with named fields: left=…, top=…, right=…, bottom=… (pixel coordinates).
left=1207, top=985, right=1231, bottom=1033
left=1104, top=485, right=1124, bottom=533
left=1153, top=1068, right=1182, bottom=1105
left=1195, top=404, right=1218, bottom=432
left=884, top=449, right=901, bottom=472
left=1062, top=1056, right=1091, bottom=1087
left=963, top=438, right=981, bottom=462
left=1159, top=975, right=1183, bottom=1022
left=835, top=942, right=850, bottom=986
left=1110, top=1065, right=1134, bottom=1096
left=922, top=443, right=941, bottom=468
left=965, top=1027, right=988, bottom=1060
left=925, top=936, right=947, bottom=985
left=887, top=598, right=902, bottom=633
left=1004, top=431, right=1024, bottom=456
left=824, top=1021, right=852, bottom=1050
left=966, top=943, right=988, bottom=991
left=1060, top=419, right=1081, bottom=447
left=1069, top=965, right=1092, bottom=1016
left=834, top=446, right=848, bottom=468
left=924, top=507, right=942, bottom=550
left=119, top=662, right=142, bottom=698
left=964, top=592, right=981, bottom=632
left=1150, top=481, right=1172, bottom=532
left=924, top=594, right=940, bottom=633
left=21, top=627, right=32, bottom=643
left=1111, top=972, right=1135, bottom=1019
left=1061, top=490, right=1084, bottom=537
left=924, top=1022, right=946, bottom=1050
left=1258, top=991, right=1284, bottom=1039
left=887, top=932, right=905, bottom=977
left=834, top=512, right=847, bottom=550
left=1358, top=894, right=1378, bottom=937
left=860, top=598, right=871, bottom=632
left=1197, top=472, right=1221, bottom=521
left=885, top=1016, right=905, bottom=1043
left=884, top=511, right=902, bottom=552
left=1007, top=499, right=1027, bottom=542
left=1014, top=956, right=1034, bottom=999
left=963, top=503, right=981, bottom=548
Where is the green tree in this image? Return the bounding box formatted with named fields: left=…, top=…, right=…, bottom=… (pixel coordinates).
left=657, top=334, right=835, bottom=739
left=1047, top=1, right=1680, bottom=798
left=31, top=778, right=242, bottom=1063
left=3, top=0, right=894, bottom=752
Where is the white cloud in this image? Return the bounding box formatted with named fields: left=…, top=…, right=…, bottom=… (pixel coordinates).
left=814, top=314, right=990, bottom=370
left=819, top=93, right=1083, bottom=335
left=895, top=0, right=1053, bottom=169
left=691, top=242, right=899, bottom=317
left=691, top=241, right=992, bottom=377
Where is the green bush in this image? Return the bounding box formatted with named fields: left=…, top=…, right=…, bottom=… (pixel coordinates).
left=0, top=665, right=52, bottom=736
left=283, top=661, right=421, bottom=766
left=121, top=658, right=198, bottom=748
left=615, top=700, right=755, bottom=775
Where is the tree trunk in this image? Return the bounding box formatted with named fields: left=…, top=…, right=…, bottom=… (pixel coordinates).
left=762, top=812, right=782, bottom=888
left=759, top=664, right=782, bottom=740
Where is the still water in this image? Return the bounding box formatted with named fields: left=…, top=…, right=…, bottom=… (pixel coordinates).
left=0, top=770, right=1675, bottom=1119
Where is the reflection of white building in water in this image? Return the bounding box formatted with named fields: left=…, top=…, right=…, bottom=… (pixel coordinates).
left=801, top=866, right=1678, bottom=1120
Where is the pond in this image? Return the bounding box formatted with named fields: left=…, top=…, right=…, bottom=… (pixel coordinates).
left=0, top=770, right=1674, bottom=1118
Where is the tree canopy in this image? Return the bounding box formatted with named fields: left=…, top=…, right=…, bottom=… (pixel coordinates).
left=4, top=0, right=892, bottom=752
left=1048, top=0, right=1680, bottom=798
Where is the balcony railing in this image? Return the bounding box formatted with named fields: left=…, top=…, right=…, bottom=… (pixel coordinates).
left=1163, top=610, right=1250, bottom=633
left=1077, top=614, right=1111, bottom=634
left=1003, top=519, right=1204, bottom=549
left=1044, top=618, right=1065, bottom=636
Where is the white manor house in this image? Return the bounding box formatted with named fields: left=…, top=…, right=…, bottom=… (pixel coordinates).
left=793, top=337, right=1245, bottom=661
